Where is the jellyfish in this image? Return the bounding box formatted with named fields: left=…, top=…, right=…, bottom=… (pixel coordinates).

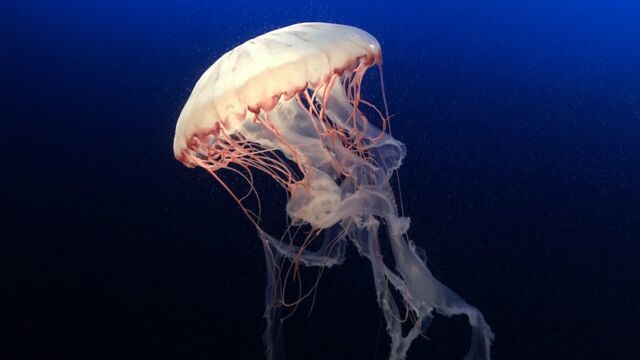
left=173, top=23, right=493, bottom=360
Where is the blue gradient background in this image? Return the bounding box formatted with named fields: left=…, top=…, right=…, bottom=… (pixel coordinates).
left=3, top=1, right=639, bottom=359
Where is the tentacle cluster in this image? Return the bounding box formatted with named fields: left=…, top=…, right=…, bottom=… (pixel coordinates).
left=183, top=63, right=493, bottom=360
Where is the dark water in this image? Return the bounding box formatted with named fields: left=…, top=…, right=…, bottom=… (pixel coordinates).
left=3, top=1, right=639, bottom=359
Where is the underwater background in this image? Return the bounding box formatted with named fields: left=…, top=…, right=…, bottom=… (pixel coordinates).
left=3, top=0, right=639, bottom=359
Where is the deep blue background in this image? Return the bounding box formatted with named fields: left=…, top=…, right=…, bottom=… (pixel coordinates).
left=3, top=1, right=639, bottom=359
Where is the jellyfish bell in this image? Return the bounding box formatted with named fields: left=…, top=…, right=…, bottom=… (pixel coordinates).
left=173, top=23, right=381, bottom=167
left=173, top=22, right=493, bottom=360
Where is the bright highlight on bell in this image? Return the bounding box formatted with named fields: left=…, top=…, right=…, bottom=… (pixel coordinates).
left=174, top=22, right=493, bottom=360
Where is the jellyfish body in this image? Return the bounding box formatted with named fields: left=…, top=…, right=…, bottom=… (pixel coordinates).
left=174, top=23, right=493, bottom=360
